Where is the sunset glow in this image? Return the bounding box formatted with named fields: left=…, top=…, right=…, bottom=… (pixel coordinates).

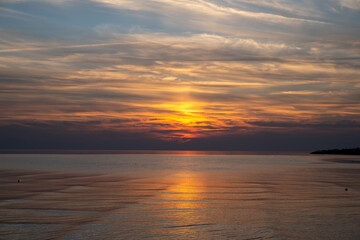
left=0, top=0, right=359, bottom=150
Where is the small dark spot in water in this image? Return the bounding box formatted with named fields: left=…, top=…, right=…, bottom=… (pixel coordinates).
left=345, top=188, right=348, bottom=191
left=17, top=179, right=20, bottom=183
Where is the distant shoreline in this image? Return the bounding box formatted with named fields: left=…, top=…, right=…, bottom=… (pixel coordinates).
left=311, top=148, right=360, bottom=155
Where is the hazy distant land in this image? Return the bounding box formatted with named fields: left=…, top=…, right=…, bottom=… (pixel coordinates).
left=311, top=148, right=360, bottom=155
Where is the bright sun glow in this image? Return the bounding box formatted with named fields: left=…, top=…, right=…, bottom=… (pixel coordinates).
left=151, top=102, right=218, bottom=140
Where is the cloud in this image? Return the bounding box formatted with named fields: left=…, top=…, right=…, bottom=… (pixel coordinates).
left=246, top=120, right=360, bottom=129
left=339, top=0, right=360, bottom=10
left=90, top=0, right=327, bottom=24
left=1, top=30, right=359, bottom=135
left=0, top=0, right=71, bottom=5
left=1, top=121, right=359, bottom=151
left=0, top=7, right=39, bottom=20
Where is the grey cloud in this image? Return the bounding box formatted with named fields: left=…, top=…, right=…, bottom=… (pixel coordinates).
left=247, top=120, right=360, bottom=129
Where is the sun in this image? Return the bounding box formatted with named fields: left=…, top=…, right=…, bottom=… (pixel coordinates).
left=152, top=101, right=216, bottom=140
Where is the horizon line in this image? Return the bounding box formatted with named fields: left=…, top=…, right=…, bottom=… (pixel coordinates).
left=0, top=149, right=308, bottom=155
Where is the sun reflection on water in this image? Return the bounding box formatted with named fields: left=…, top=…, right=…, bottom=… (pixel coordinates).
left=161, top=172, right=210, bottom=231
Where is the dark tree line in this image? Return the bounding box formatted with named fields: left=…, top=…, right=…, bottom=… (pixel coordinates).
left=311, top=148, right=360, bottom=155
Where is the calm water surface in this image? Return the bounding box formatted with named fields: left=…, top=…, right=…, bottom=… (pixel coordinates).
left=0, top=153, right=360, bottom=239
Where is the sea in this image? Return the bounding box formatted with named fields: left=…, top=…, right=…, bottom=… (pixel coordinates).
left=0, top=151, right=360, bottom=239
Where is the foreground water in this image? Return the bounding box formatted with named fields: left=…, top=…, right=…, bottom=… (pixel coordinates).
left=0, top=153, right=360, bottom=239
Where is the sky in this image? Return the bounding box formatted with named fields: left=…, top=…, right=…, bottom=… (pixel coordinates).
left=0, top=0, right=359, bottom=151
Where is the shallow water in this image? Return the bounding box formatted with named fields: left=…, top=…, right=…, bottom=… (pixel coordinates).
left=0, top=153, right=360, bottom=239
